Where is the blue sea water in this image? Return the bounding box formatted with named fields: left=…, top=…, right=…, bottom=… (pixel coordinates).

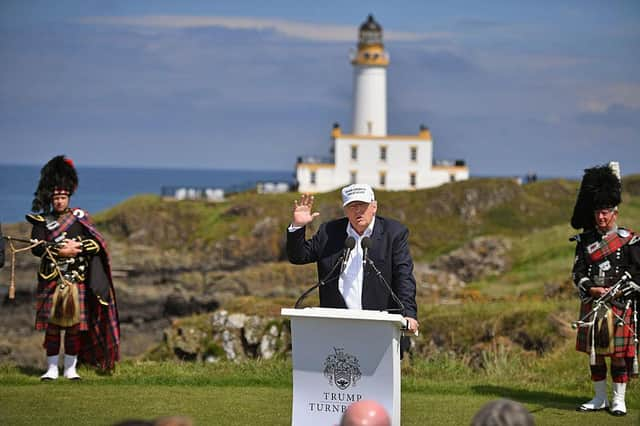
left=0, top=164, right=292, bottom=224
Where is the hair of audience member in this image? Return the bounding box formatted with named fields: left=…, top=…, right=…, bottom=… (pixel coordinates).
left=470, top=399, right=534, bottom=426
left=113, top=416, right=193, bottom=426
left=154, top=416, right=193, bottom=426
left=340, top=400, right=391, bottom=426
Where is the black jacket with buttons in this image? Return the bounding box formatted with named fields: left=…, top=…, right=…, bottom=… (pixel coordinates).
left=572, top=227, right=640, bottom=301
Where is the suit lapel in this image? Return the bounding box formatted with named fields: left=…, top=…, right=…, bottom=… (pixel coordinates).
left=324, top=218, right=349, bottom=308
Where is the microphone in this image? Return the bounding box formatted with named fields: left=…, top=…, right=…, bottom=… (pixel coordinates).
left=294, top=238, right=353, bottom=309
left=340, top=236, right=356, bottom=275
left=361, top=236, right=372, bottom=270
left=361, top=237, right=406, bottom=316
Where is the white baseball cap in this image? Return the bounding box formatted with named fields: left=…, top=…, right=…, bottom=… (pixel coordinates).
left=341, top=184, right=375, bottom=207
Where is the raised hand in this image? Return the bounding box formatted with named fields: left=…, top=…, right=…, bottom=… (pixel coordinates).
left=292, top=193, right=320, bottom=227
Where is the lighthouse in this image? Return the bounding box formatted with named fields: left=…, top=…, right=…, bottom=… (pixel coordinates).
left=351, top=14, right=388, bottom=137
left=293, top=15, right=469, bottom=193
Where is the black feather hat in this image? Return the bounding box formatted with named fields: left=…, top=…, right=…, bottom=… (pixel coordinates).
left=570, top=163, right=621, bottom=230
left=32, top=155, right=78, bottom=213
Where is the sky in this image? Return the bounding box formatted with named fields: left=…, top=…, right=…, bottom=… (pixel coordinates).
left=1, top=1, right=639, bottom=177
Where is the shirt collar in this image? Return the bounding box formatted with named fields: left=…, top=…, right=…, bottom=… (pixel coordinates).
left=598, top=225, right=618, bottom=236
left=346, top=216, right=375, bottom=240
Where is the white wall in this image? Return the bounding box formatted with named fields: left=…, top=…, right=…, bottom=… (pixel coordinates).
left=334, top=136, right=435, bottom=190
left=295, top=136, right=469, bottom=193
left=352, top=66, right=387, bottom=136
left=296, top=165, right=336, bottom=193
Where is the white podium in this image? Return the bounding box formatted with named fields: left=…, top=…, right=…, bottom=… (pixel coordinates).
left=281, top=307, right=405, bottom=426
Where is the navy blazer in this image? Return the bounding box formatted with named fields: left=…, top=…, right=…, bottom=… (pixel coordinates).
left=287, top=216, right=417, bottom=319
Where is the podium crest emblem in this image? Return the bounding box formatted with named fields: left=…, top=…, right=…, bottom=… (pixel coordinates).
left=323, top=347, right=362, bottom=390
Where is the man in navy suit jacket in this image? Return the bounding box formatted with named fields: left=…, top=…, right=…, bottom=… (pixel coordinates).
left=286, top=184, right=419, bottom=334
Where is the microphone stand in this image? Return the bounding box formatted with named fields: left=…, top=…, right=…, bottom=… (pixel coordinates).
left=294, top=252, right=346, bottom=309
left=364, top=255, right=406, bottom=317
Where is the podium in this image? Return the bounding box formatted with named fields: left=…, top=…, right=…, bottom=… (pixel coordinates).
left=281, top=307, right=406, bottom=426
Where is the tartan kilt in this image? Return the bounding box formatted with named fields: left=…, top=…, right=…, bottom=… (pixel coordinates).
left=79, top=285, right=120, bottom=370
left=575, top=301, right=636, bottom=358
left=34, top=279, right=88, bottom=331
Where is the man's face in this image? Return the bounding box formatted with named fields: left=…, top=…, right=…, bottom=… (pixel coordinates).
left=594, top=207, right=617, bottom=232
left=52, top=194, right=70, bottom=213
left=344, top=200, right=377, bottom=235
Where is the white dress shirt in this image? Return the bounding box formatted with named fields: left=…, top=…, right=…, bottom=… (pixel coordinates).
left=339, top=217, right=375, bottom=310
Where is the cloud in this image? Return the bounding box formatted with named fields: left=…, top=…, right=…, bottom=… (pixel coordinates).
left=576, top=103, right=640, bottom=129
left=578, top=84, right=640, bottom=112
left=454, top=18, right=507, bottom=31
left=409, top=50, right=475, bottom=74
left=79, top=15, right=452, bottom=43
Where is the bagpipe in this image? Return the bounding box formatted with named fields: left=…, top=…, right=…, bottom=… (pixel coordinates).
left=571, top=272, right=640, bottom=372
left=2, top=235, right=63, bottom=300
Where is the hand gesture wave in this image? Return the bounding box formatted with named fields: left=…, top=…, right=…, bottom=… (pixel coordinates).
left=292, top=194, right=320, bottom=227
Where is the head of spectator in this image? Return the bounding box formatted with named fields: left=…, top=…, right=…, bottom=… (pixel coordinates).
left=340, top=400, right=391, bottom=426
left=470, top=399, right=534, bottom=426
left=154, top=416, right=193, bottom=426
left=113, top=416, right=193, bottom=426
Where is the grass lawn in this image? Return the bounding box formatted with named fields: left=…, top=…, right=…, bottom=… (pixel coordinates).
left=1, top=359, right=638, bottom=426
left=2, top=384, right=638, bottom=425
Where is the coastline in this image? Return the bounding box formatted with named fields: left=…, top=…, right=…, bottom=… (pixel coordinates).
left=0, top=164, right=292, bottom=224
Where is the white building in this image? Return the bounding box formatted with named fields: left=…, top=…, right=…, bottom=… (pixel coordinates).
left=295, top=15, right=469, bottom=193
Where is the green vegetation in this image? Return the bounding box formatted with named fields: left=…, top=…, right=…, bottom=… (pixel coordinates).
left=1, top=354, right=638, bottom=425
left=94, top=178, right=581, bottom=261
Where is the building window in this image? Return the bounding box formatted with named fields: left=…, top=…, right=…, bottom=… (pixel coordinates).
left=350, top=171, right=357, bottom=184
left=380, top=146, right=387, bottom=161
left=351, top=145, right=358, bottom=161
left=310, top=171, right=316, bottom=185
left=450, top=174, right=456, bottom=183
left=367, top=121, right=373, bottom=135
left=379, top=171, right=386, bottom=187
left=410, top=146, right=417, bottom=162
left=410, top=173, right=416, bottom=188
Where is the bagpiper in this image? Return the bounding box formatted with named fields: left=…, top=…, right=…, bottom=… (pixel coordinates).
left=570, top=162, right=640, bottom=416
left=28, top=155, right=120, bottom=380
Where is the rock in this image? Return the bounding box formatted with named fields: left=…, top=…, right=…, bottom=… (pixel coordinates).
left=172, top=327, right=202, bottom=361
left=211, top=310, right=229, bottom=328
left=414, top=263, right=466, bottom=299
left=157, top=311, right=292, bottom=362
left=221, top=329, right=243, bottom=361
left=227, top=313, right=247, bottom=329
left=430, top=237, right=512, bottom=282
left=243, top=316, right=264, bottom=346
left=259, top=324, right=280, bottom=360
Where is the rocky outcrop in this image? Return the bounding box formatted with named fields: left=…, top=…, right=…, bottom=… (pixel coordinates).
left=414, top=263, right=467, bottom=300
left=162, top=310, right=290, bottom=362
left=430, top=237, right=512, bottom=283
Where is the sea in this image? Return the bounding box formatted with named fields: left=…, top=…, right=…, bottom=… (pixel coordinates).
left=0, top=164, right=293, bottom=224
